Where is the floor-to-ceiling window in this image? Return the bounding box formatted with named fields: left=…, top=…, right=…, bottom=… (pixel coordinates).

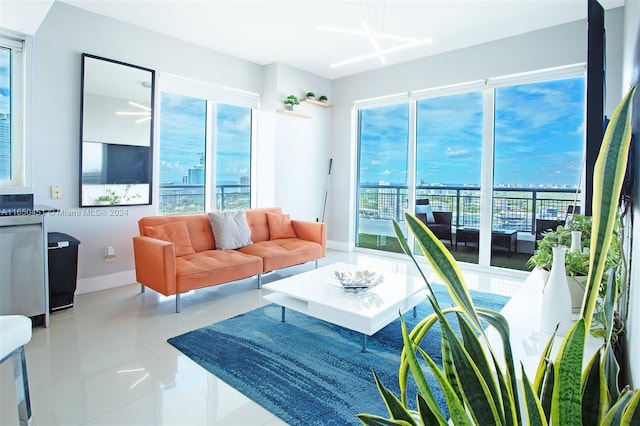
left=492, top=76, right=585, bottom=269
left=355, top=67, right=585, bottom=271
left=356, top=102, right=409, bottom=253
left=416, top=91, right=484, bottom=264
left=157, top=78, right=256, bottom=216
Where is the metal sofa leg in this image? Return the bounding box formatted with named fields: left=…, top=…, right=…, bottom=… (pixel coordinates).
left=175, top=293, right=181, bottom=313
left=315, top=259, right=318, bottom=269
left=11, top=347, right=32, bottom=426
left=257, top=274, right=262, bottom=289
left=140, top=284, right=145, bottom=293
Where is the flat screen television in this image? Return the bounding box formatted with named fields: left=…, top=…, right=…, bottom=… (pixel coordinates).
left=103, top=143, right=151, bottom=184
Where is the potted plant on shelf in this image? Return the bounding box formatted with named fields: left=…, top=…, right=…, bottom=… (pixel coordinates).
left=306, top=91, right=315, bottom=100
left=284, top=95, right=299, bottom=110
left=357, top=84, right=638, bottom=425
left=318, top=95, right=328, bottom=103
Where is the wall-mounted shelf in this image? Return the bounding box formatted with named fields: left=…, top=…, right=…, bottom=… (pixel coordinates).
left=277, top=109, right=313, bottom=119
left=301, top=99, right=334, bottom=108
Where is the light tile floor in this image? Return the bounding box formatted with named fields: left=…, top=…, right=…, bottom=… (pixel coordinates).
left=1, top=249, right=525, bottom=425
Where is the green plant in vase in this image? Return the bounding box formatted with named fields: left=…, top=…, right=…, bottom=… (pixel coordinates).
left=528, top=214, right=623, bottom=339
left=357, top=84, right=638, bottom=425
left=284, top=95, right=300, bottom=110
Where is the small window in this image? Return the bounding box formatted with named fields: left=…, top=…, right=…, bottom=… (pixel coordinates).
left=0, top=36, right=26, bottom=186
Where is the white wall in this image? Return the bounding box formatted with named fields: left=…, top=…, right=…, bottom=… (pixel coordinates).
left=270, top=63, right=331, bottom=222
left=19, top=2, right=329, bottom=293
left=326, top=11, right=623, bottom=249
left=622, top=0, right=640, bottom=389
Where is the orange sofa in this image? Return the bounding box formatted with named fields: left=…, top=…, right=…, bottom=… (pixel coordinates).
left=133, top=208, right=326, bottom=312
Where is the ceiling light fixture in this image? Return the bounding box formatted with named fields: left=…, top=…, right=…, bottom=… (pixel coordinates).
left=360, top=20, right=386, bottom=64
left=330, top=38, right=433, bottom=68
left=317, top=23, right=433, bottom=68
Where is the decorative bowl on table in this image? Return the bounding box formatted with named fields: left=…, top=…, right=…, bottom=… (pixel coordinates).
left=328, top=269, right=384, bottom=291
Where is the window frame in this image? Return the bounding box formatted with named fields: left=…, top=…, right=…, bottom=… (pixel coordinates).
left=155, top=73, right=258, bottom=215
left=0, top=34, right=28, bottom=188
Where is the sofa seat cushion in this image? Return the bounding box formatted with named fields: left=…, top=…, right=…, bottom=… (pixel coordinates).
left=175, top=250, right=263, bottom=292
left=238, top=239, right=322, bottom=272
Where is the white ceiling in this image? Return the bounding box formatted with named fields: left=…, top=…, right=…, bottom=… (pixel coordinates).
left=1, top=0, right=625, bottom=80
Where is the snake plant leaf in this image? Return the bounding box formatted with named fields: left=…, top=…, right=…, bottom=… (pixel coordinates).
left=551, top=319, right=586, bottom=425
left=457, top=312, right=505, bottom=423
left=403, top=212, right=483, bottom=334
left=581, top=345, right=605, bottom=425
left=583, top=85, right=637, bottom=331
left=419, top=346, right=472, bottom=426
left=539, top=361, right=554, bottom=423
left=620, top=389, right=640, bottom=425
left=602, top=269, right=619, bottom=347
left=477, top=308, right=521, bottom=425
left=399, top=307, right=461, bottom=406
left=533, top=328, right=556, bottom=395
left=415, top=393, right=440, bottom=426
left=392, top=219, right=439, bottom=308
left=367, top=370, right=417, bottom=425
left=603, top=341, right=621, bottom=407
left=600, top=389, right=634, bottom=425
left=432, top=306, right=502, bottom=424
left=399, top=312, right=440, bottom=406
left=399, top=313, right=449, bottom=426
left=520, top=364, right=547, bottom=426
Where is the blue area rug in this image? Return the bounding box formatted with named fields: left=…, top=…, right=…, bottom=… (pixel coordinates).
left=168, top=285, right=509, bottom=425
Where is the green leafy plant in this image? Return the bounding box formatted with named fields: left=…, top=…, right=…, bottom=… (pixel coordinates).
left=306, top=91, right=315, bottom=98
left=357, top=85, right=639, bottom=425
left=318, top=95, right=328, bottom=102
left=528, top=214, right=623, bottom=339
left=284, top=95, right=300, bottom=106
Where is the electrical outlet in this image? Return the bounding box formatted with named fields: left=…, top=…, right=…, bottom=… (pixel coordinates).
left=51, top=185, right=63, bottom=199
left=105, top=246, right=115, bottom=262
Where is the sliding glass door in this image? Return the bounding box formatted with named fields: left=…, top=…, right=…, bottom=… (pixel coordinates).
left=356, top=103, right=409, bottom=253
left=492, top=77, right=585, bottom=269
left=416, top=91, right=483, bottom=263
left=354, top=68, right=585, bottom=271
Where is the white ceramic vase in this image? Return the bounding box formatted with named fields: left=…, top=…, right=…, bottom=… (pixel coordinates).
left=570, top=230, right=582, bottom=252
left=568, top=230, right=586, bottom=312
left=540, top=246, right=573, bottom=336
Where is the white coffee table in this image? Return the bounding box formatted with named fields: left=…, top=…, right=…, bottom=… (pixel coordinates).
left=262, top=262, right=427, bottom=351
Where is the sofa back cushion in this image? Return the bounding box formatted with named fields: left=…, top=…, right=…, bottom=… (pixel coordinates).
left=138, top=213, right=214, bottom=252
left=144, top=221, right=196, bottom=256
left=208, top=211, right=253, bottom=250
left=245, top=207, right=283, bottom=243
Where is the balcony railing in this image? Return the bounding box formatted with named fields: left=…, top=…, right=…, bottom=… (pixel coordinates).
left=158, top=184, right=250, bottom=215
left=359, top=184, right=579, bottom=234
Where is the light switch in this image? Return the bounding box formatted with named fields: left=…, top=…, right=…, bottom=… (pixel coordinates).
left=51, top=185, right=63, bottom=199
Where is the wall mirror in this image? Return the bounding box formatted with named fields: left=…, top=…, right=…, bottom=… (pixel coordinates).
left=80, top=53, right=155, bottom=207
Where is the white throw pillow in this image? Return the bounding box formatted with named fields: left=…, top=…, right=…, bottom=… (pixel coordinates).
left=208, top=210, right=253, bottom=250
left=416, top=204, right=436, bottom=224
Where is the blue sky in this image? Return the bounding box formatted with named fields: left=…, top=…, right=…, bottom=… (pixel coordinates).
left=359, top=77, right=585, bottom=188
left=159, top=93, right=251, bottom=185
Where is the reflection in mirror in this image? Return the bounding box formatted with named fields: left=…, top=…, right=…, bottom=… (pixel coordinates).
left=80, top=54, right=154, bottom=206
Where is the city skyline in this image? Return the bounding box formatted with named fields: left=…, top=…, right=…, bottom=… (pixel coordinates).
left=159, top=93, right=251, bottom=186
